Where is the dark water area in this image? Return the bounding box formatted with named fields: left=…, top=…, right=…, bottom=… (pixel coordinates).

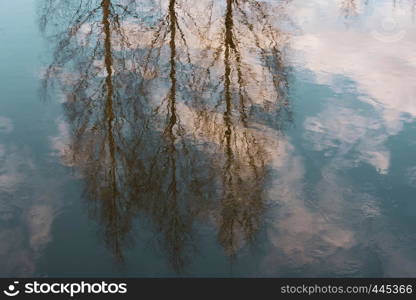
left=1, top=0, right=416, bottom=277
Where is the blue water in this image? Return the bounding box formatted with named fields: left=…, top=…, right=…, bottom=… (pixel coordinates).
left=1, top=0, right=416, bottom=277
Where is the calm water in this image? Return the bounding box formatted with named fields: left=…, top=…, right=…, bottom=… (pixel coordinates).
left=1, top=0, right=416, bottom=277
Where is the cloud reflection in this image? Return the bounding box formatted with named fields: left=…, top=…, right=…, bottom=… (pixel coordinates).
left=0, top=117, right=61, bottom=276
left=262, top=0, right=416, bottom=276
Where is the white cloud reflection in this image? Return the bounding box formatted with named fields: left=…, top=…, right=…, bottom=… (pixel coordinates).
left=291, top=0, right=416, bottom=136
left=0, top=117, right=61, bottom=276
left=304, top=105, right=391, bottom=174
left=263, top=0, right=416, bottom=276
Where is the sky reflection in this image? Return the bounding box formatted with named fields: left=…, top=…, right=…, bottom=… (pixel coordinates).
left=1, top=0, right=416, bottom=277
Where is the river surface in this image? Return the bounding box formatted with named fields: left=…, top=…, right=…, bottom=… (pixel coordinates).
left=1, top=0, right=416, bottom=277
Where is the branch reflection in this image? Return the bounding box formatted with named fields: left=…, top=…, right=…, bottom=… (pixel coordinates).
left=39, top=0, right=291, bottom=272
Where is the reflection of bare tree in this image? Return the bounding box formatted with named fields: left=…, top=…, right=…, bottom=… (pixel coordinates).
left=340, top=0, right=416, bottom=21
left=190, top=0, right=291, bottom=256
left=341, top=0, right=359, bottom=18
left=39, top=0, right=291, bottom=272
left=40, top=0, right=146, bottom=264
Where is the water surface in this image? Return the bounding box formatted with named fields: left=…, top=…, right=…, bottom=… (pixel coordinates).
left=1, top=0, right=416, bottom=277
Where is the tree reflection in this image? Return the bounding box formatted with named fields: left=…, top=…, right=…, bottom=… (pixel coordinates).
left=341, top=0, right=359, bottom=18
left=340, top=0, right=416, bottom=22
left=39, top=0, right=291, bottom=272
